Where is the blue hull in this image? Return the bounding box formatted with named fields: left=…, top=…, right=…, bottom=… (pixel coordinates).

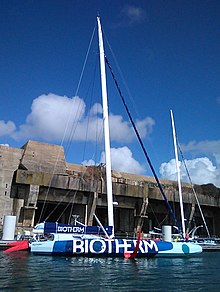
left=31, top=236, right=202, bottom=257
left=31, top=237, right=158, bottom=257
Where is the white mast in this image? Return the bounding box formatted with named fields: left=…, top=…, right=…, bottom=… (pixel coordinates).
left=170, top=109, right=186, bottom=238
left=97, top=17, right=114, bottom=237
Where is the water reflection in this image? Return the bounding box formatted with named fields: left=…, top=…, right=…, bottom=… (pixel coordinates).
left=0, top=252, right=220, bottom=291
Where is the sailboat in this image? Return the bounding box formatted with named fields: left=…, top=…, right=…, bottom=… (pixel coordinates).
left=170, top=111, right=220, bottom=247
left=170, top=110, right=187, bottom=239
left=29, top=17, right=202, bottom=257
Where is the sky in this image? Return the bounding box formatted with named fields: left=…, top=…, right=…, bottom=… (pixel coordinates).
left=1, top=0, right=220, bottom=188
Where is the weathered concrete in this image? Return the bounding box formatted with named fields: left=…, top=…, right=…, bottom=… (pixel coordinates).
left=20, top=140, right=67, bottom=174
left=1, top=140, right=220, bottom=236
left=0, top=144, right=23, bottom=223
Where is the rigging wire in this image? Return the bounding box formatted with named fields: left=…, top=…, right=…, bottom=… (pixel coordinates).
left=57, top=191, right=77, bottom=223
left=65, top=25, right=97, bottom=156
left=44, top=190, right=72, bottom=222
left=105, top=56, right=181, bottom=232
left=104, top=34, right=140, bottom=118
left=38, top=24, right=96, bottom=224
left=148, top=202, right=160, bottom=227
left=104, top=32, right=163, bottom=172
left=81, top=58, right=98, bottom=162
left=178, top=143, right=211, bottom=237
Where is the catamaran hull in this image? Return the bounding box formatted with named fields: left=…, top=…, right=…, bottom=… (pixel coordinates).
left=156, top=241, right=202, bottom=256
left=31, top=238, right=158, bottom=257
left=30, top=237, right=202, bottom=257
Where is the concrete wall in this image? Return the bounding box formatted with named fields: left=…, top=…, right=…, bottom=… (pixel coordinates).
left=0, top=145, right=23, bottom=224
left=20, top=140, right=67, bottom=174
left=1, top=141, right=220, bottom=236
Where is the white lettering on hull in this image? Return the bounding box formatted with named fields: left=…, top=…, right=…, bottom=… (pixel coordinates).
left=71, top=239, right=158, bottom=255
left=57, top=226, right=85, bottom=233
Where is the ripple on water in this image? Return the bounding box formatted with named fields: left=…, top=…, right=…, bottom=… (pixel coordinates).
left=0, top=252, right=220, bottom=291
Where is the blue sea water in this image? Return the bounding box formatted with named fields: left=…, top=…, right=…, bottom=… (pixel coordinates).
left=0, top=251, right=220, bottom=291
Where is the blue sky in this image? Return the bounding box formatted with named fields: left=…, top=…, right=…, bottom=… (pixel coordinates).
left=1, top=0, right=220, bottom=187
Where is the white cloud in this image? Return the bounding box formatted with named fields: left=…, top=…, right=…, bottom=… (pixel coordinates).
left=101, top=146, right=145, bottom=174
left=135, top=117, right=155, bottom=137
left=121, top=5, right=146, bottom=25
left=160, top=159, right=179, bottom=182
left=83, top=146, right=146, bottom=175
left=0, top=120, right=16, bottom=136
left=181, top=140, right=220, bottom=166
left=109, top=114, right=134, bottom=143
left=114, top=5, right=146, bottom=28
left=81, top=159, right=95, bottom=167
left=89, top=103, right=102, bottom=116
left=160, top=139, right=220, bottom=187
left=1, top=93, right=152, bottom=175
left=6, top=93, right=154, bottom=146
left=160, top=157, right=220, bottom=187
left=11, top=93, right=86, bottom=141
